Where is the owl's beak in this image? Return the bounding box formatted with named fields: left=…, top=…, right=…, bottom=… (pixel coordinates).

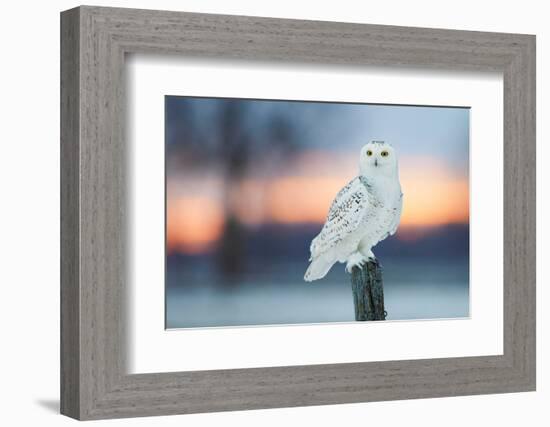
left=374, top=159, right=378, bottom=167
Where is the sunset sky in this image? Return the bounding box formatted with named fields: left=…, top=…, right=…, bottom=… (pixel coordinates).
left=165, top=97, right=469, bottom=255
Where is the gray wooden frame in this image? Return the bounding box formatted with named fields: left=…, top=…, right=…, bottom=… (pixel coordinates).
left=60, top=5, right=536, bottom=420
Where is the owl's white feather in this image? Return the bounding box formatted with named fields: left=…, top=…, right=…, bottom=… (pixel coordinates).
left=304, top=141, right=403, bottom=282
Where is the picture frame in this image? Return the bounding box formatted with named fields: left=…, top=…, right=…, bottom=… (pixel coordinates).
left=60, top=5, right=536, bottom=420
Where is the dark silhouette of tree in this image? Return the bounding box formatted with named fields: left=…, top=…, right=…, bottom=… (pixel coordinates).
left=217, top=100, right=250, bottom=279
left=216, top=100, right=299, bottom=280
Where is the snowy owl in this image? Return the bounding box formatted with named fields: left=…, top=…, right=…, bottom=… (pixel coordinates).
left=304, top=141, right=403, bottom=282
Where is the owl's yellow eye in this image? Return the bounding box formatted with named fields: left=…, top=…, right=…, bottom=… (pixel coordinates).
left=366, top=150, right=373, bottom=156
left=381, top=151, right=389, bottom=157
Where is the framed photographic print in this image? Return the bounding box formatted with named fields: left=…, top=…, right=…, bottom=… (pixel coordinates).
left=163, top=97, right=470, bottom=329
left=61, top=6, right=536, bottom=420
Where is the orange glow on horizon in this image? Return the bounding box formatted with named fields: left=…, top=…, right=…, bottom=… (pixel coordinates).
left=400, top=159, right=470, bottom=227
left=166, top=155, right=469, bottom=253
left=167, top=196, right=224, bottom=254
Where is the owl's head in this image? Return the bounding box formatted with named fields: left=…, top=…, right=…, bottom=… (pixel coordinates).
left=359, top=140, right=398, bottom=176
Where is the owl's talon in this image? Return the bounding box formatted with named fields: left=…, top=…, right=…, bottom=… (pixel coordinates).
left=345, top=252, right=369, bottom=273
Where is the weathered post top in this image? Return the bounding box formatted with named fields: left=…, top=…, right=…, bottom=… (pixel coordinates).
left=350, top=260, right=386, bottom=321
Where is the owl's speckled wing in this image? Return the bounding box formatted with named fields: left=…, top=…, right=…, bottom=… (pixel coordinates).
left=388, top=192, right=403, bottom=236
left=309, top=177, right=376, bottom=260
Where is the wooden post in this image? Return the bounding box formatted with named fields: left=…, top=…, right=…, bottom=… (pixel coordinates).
left=350, top=260, right=386, bottom=321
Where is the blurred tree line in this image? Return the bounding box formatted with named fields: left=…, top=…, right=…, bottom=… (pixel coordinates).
left=166, top=97, right=300, bottom=281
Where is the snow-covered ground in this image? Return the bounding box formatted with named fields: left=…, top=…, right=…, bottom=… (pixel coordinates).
left=166, top=258, right=469, bottom=328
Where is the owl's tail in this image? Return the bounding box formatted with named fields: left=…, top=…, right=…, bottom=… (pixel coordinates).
left=304, top=253, right=336, bottom=282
